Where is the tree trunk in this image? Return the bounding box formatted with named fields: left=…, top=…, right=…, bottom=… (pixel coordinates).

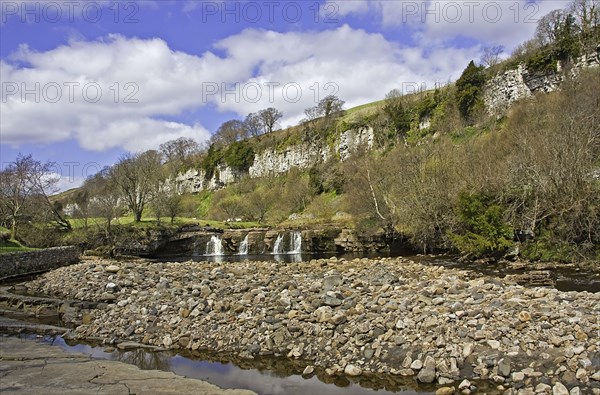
left=10, top=218, right=17, bottom=240
left=134, top=211, right=143, bottom=222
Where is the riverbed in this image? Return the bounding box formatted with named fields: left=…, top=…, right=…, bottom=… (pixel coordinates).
left=14, top=256, right=600, bottom=393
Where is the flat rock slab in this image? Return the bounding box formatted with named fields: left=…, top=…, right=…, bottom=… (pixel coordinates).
left=0, top=336, right=256, bottom=395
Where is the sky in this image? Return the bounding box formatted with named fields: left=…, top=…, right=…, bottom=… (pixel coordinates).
left=0, top=0, right=571, bottom=191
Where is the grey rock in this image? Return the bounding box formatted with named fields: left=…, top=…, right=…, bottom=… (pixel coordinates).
left=498, top=358, right=511, bottom=377
left=323, top=275, right=343, bottom=291
left=417, top=356, right=436, bottom=384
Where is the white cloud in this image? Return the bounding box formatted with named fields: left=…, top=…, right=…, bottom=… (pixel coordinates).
left=207, top=25, right=479, bottom=126
left=1, top=35, right=218, bottom=152
left=322, top=0, right=572, bottom=51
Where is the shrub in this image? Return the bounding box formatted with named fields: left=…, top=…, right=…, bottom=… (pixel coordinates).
left=224, top=141, right=255, bottom=171
left=455, top=61, right=486, bottom=122
left=449, top=192, right=514, bottom=257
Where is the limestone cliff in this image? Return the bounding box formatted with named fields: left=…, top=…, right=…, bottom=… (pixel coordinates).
left=483, top=47, right=600, bottom=114
left=173, top=126, right=373, bottom=193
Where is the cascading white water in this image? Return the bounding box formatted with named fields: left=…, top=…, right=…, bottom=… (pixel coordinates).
left=290, top=231, right=302, bottom=254
left=205, top=235, right=224, bottom=256
left=238, top=234, right=249, bottom=255
left=272, top=234, right=284, bottom=254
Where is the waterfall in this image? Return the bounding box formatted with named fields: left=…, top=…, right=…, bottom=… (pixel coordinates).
left=205, top=235, right=223, bottom=256
left=272, top=234, right=284, bottom=254
left=290, top=231, right=302, bottom=254
left=238, top=234, right=249, bottom=255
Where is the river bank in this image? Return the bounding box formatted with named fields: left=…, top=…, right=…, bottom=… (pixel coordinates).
left=0, top=335, right=256, bottom=395
left=23, top=257, right=600, bottom=394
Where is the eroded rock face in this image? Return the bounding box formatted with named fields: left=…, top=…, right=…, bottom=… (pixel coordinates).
left=26, top=257, right=600, bottom=392
left=483, top=48, right=600, bottom=114
left=170, top=127, right=374, bottom=194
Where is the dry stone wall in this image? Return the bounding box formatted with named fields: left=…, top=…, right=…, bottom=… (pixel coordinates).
left=0, top=246, right=80, bottom=280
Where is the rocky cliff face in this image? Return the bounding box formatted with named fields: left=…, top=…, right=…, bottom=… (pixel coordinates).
left=484, top=47, right=600, bottom=114
left=173, top=164, right=240, bottom=194
left=174, top=126, right=373, bottom=193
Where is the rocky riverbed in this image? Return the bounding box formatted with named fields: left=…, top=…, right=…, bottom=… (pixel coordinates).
left=24, top=257, right=600, bottom=394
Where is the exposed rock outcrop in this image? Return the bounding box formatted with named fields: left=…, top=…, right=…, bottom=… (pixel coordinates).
left=484, top=47, right=600, bottom=114
left=172, top=127, right=373, bottom=193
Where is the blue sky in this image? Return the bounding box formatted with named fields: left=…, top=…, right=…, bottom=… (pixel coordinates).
left=0, top=0, right=570, bottom=191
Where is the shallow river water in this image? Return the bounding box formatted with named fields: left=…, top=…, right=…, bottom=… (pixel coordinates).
left=32, top=334, right=436, bottom=395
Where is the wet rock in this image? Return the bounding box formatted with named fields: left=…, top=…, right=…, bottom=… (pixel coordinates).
left=22, top=256, right=600, bottom=393
left=247, top=343, right=261, bottom=354
left=344, top=364, right=362, bottom=376
left=436, top=387, right=455, bottom=395
left=417, top=356, right=436, bottom=383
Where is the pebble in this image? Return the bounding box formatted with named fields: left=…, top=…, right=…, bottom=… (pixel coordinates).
left=302, top=366, right=314, bottom=375
left=553, top=382, right=569, bottom=395
left=344, top=364, right=362, bottom=376
left=105, top=265, right=120, bottom=273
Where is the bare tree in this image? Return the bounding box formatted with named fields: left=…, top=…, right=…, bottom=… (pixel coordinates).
left=212, top=120, right=246, bottom=146
left=569, top=0, right=600, bottom=48
left=72, top=188, right=91, bottom=228
left=243, top=112, right=263, bottom=137
left=258, top=107, right=283, bottom=134
left=318, top=95, right=345, bottom=117
left=0, top=154, right=68, bottom=240
left=481, top=45, right=505, bottom=67
left=159, top=137, right=200, bottom=172
left=86, top=168, right=123, bottom=235
left=111, top=150, right=163, bottom=222
left=151, top=180, right=182, bottom=224
left=535, top=9, right=567, bottom=45
left=303, top=106, right=321, bottom=122
left=304, top=95, right=345, bottom=122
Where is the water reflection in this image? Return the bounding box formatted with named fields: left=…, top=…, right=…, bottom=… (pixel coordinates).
left=273, top=253, right=303, bottom=263
left=46, top=336, right=430, bottom=395
left=114, top=348, right=171, bottom=371
left=172, top=253, right=318, bottom=264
